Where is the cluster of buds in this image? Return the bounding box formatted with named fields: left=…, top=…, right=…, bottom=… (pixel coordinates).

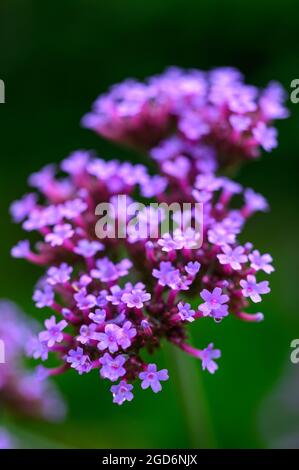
left=82, top=67, right=288, bottom=168
left=10, top=140, right=275, bottom=404
left=0, top=300, right=66, bottom=420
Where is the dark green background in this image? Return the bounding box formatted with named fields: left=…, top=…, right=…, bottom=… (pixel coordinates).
left=0, top=0, right=298, bottom=448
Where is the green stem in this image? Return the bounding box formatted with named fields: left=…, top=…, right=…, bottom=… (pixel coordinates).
left=170, top=347, right=217, bottom=448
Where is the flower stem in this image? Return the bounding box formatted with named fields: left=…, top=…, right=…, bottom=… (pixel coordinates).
left=170, top=347, right=217, bottom=448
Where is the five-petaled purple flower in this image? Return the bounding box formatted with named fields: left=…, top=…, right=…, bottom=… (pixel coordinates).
left=200, top=344, right=221, bottom=374
left=39, top=316, right=67, bottom=348
left=74, top=288, right=97, bottom=310
left=177, top=302, right=196, bottom=323
left=217, top=245, right=248, bottom=270
left=117, top=321, right=137, bottom=349
left=121, top=287, right=151, bottom=309
left=152, top=262, right=181, bottom=288
left=199, top=287, right=229, bottom=318
left=97, top=324, right=121, bottom=353
left=110, top=381, right=134, bottom=405
left=240, top=275, right=270, bottom=303
left=139, top=364, right=169, bottom=393
left=33, top=285, right=54, bottom=308
left=99, top=353, right=127, bottom=382
left=249, top=250, right=274, bottom=274
left=47, top=263, right=73, bottom=285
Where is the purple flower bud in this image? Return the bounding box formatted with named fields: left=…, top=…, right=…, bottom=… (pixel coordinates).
left=11, top=240, right=30, bottom=259
left=10, top=193, right=37, bottom=223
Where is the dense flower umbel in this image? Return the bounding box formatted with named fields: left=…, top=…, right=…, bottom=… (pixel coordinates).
left=82, top=67, right=288, bottom=167
left=0, top=300, right=66, bottom=420
left=10, top=150, right=273, bottom=404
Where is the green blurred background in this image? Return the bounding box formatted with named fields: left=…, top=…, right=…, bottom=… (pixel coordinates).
left=0, top=0, right=299, bottom=448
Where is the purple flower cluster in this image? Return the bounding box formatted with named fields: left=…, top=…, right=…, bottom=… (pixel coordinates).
left=10, top=144, right=275, bottom=404
left=0, top=300, right=66, bottom=421
left=82, top=67, right=288, bottom=168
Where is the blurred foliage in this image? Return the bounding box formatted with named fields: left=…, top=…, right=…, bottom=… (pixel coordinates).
left=0, top=0, right=298, bottom=448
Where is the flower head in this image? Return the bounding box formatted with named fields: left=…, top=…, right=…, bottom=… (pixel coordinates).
left=10, top=67, right=279, bottom=404
left=82, top=67, right=287, bottom=165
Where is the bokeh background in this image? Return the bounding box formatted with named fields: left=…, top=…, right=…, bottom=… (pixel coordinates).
left=0, top=0, right=299, bottom=448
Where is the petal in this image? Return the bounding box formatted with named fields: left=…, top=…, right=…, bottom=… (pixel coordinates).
left=250, top=292, right=262, bottom=303
left=157, top=369, right=169, bottom=381
left=200, top=289, right=211, bottom=301
left=147, top=364, right=157, bottom=373
left=151, top=380, right=162, bottom=393
left=141, top=380, right=150, bottom=390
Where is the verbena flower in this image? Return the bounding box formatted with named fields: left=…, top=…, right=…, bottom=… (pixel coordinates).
left=82, top=67, right=288, bottom=168
left=10, top=145, right=274, bottom=405
left=139, top=364, right=169, bottom=393
left=0, top=300, right=66, bottom=421
left=111, top=380, right=134, bottom=405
